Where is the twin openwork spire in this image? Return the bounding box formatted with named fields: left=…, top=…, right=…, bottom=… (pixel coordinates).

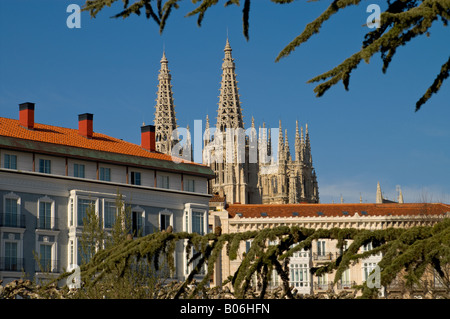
left=153, top=39, right=319, bottom=204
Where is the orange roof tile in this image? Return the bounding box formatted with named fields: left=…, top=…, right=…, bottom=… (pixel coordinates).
left=0, top=117, right=201, bottom=166
left=227, top=203, right=450, bottom=218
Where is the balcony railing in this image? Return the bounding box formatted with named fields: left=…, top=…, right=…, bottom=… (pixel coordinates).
left=35, top=259, right=59, bottom=273
left=387, top=279, right=448, bottom=292
left=36, top=217, right=59, bottom=230
left=337, top=281, right=357, bottom=289
left=0, top=257, right=24, bottom=271
left=0, top=213, right=26, bottom=228
left=314, top=281, right=333, bottom=291
left=312, top=252, right=334, bottom=262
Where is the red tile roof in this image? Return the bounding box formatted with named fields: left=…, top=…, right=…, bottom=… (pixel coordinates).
left=227, top=203, right=450, bottom=218
left=0, top=117, right=201, bottom=166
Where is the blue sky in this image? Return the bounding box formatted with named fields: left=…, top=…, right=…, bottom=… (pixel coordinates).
left=0, top=0, right=449, bottom=204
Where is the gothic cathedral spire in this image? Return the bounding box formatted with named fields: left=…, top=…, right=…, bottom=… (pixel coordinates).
left=154, top=51, right=177, bottom=154
left=216, top=38, right=244, bottom=132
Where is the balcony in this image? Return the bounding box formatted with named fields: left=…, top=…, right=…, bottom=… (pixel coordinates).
left=314, top=281, right=333, bottom=292
left=312, top=252, right=334, bottom=262
left=35, top=259, right=59, bottom=273
left=0, top=257, right=24, bottom=272
left=337, top=281, right=357, bottom=290
left=36, top=217, right=59, bottom=230
left=0, top=213, right=26, bottom=228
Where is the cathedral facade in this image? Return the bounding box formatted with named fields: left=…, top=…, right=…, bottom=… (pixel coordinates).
left=153, top=39, right=319, bottom=205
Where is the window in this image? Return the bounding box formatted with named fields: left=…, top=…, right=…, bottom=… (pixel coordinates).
left=341, top=269, right=351, bottom=287
left=74, top=163, right=85, bottom=178
left=69, top=198, right=74, bottom=226
left=69, top=240, right=74, bottom=265
left=99, top=167, right=111, bottom=181
left=342, top=240, right=349, bottom=251
left=77, top=198, right=95, bottom=226
left=185, top=179, right=195, bottom=192
left=270, top=268, right=280, bottom=288
left=363, top=262, right=378, bottom=282
left=158, top=175, right=169, bottom=189
left=192, top=212, right=205, bottom=235
left=39, top=159, right=51, bottom=174
left=4, top=154, right=17, bottom=169
left=317, top=240, right=326, bottom=256
left=268, top=239, right=278, bottom=246
left=39, top=244, right=52, bottom=272
left=4, top=242, right=18, bottom=271
left=272, top=177, right=278, bottom=193
left=245, top=240, right=252, bottom=253
left=317, top=274, right=328, bottom=289
left=130, top=171, right=141, bottom=185
left=104, top=201, right=116, bottom=228
left=291, top=244, right=309, bottom=258
left=38, top=201, right=52, bottom=229
left=131, top=210, right=144, bottom=237
left=77, top=238, right=92, bottom=265
left=4, top=197, right=19, bottom=227
left=183, top=209, right=206, bottom=275
left=290, top=263, right=309, bottom=288
left=160, top=213, right=171, bottom=231
left=363, top=242, right=373, bottom=252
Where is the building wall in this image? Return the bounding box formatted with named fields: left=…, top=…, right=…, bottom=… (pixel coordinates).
left=209, top=211, right=447, bottom=295
left=0, top=148, right=211, bottom=284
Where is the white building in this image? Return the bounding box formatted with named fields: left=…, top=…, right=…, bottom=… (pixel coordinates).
left=0, top=103, right=215, bottom=283
left=209, top=202, right=450, bottom=296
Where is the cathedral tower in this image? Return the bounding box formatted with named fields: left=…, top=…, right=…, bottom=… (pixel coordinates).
left=151, top=42, right=319, bottom=205
left=216, top=38, right=244, bottom=132
left=154, top=52, right=177, bottom=154
left=208, top=38, right=260, bottom=204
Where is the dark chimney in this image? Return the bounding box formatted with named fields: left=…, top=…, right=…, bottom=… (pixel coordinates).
left=19, top=102, right=35, bottom=129
left=141, top=125, right=156, bottom=152
left=78, top=113, right=93, bottom=138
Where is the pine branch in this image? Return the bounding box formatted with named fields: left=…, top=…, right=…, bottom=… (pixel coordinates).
left=82, top=0, right=450, bottom=110
left=416, top=56, right=450, bottom=111
left=243, top=0, right=251, bottom=40
left=275, top=0, right=363, bottom=62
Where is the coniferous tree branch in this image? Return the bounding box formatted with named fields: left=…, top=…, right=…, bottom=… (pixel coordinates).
left=48, top=211, right=450, bottom=299
left=82, top=0, right=450, bottom=110
left=415, top=56, right=450, bottom=111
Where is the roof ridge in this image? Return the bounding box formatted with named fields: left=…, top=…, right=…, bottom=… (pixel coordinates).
left=0, top=116, right=205, bottom=168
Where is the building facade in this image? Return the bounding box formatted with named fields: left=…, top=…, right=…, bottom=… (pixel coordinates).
left=209, top=202, right=450, bottom=296
left=153, top=39, right=319, bottom=205
left=0, top=103, right=215, bottom=284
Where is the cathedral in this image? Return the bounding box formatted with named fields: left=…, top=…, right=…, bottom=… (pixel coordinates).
left=153, top=39, right=319, bottom=205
